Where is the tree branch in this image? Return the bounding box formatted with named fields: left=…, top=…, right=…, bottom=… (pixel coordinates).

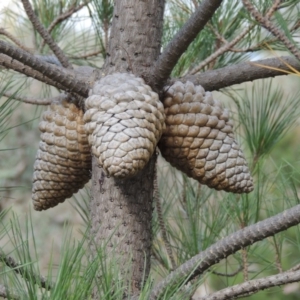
left=212, top=265, right=243, bottom=277
left=197, top=269, right=300, bottom=300
left=189, top=25, right=254, bottom=74
left=21, top=0, right=71, bottom=68
left=49, top=2, right=88, bottom=35
left=35, top=54, right=62, bottom=66
left=149, top=204, right=300, bottom=299
left=174, top=56, right=300, bottom=91
left=0, top=41, right=89, bottom=97
left=2, top=91, right=68, bottom=105
left=154, top=162, right=176, bottom=270
left=0, top=54, right=67, bottom=91
left=0, top=253, right=53, bottom=290
left=242, top=0, right=300, bottom=61
left=39, top=1, right=89, bottom=51
left=0, top=28, right=33, bottom=53
left=69, top=49, right=102, bottom=60
left=149, top=0, right=223, bottom=89
left=0, top=284, right=20, bottom=300
left=189, top=0, right=284, bottom=74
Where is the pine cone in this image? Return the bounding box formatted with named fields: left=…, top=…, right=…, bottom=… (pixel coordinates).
left=84, top=73, right=165, bottom=178
left=32, top=100, right=91, bottom=211
left=158, top=81, right=253, bottom=193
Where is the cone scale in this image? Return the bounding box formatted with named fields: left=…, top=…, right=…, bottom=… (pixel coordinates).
left=159, top=81, right=253, bottom=193
left=32, top=100, right=91, bottom=210
left=84, top=73, right=165, bottom=178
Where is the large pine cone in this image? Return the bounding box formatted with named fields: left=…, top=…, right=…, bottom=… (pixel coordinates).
left=158, top=81, right=253, bottom=193
left=84, top=73, right=165, bottom=178
left=32, top=100, right=91, bottom=211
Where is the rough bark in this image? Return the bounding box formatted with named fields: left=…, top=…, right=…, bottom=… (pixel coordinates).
left=149, top=0, right=223, bottom=90
left=177, top=56, right=300, bottom=91
left=89, top=0, right=165, bottom=296
left=150, top=204, right=300, bottom=299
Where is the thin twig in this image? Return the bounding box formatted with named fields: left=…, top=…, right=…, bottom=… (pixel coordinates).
left=0, top=28, right=33, bottom=53
left=0, top=41, right=89, bottom=97
left=197, top=269, right=300, bottom=300
left=149, top=204, right=300, bottom=299
left=21, top=0, right=71, bottom=68
left=265, top=0, right=282, bottom=20
left=39, top=1, right=89, bottom=51
left=2, top=91, right=68, bottom=105
left=149, top=0, right=223, bottom=89
left=241, top=248, right=249, bottom=281
left=0, top=284, right=21, bottom=300
left=180, top=174, right=187, bottom=208
left=176, top=55, right=300, bottom=92
left=212, top=265, right=243, bottom=277
left=152, top=248, right=170, bottom=271
left=288, top=263, right=300, bottom=272
left=190, top=25, right=254, bottom=74
left=154, top=160, right=176, bottom=270
left=270, top=236, right=283, bottom=273
left=69, top=49, right=102, bottom=60
left=242, top=0, right=300, bottom=61
left=229, top=15, right=299, bottom=53
left=190, top=0, right=282, bottom=74
left=0, top=254, right=53, bottom=290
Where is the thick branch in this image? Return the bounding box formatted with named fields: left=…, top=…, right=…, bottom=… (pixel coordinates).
left=149, top=204, right=300, bottom=299
left=3, top=91, right=68, bottom=105
left=0, top=41, right=89, bottom=97
left=21, top=0, right=71, bottom=68
left=0, top=28, right=32, bottom=53
left=0, top=254, right=53, bottom=290
left=149, top=0, right=223, bottom=89
left=198, top=269, right=300, bottom=300
left=35, top=55, right=62, bottom=66
left=0, top=54, right=67, bottom=91
left=212, top=265, right=243, bottom=277
left=175, top=56, right=300, bottom=91
left=0, top=284, right=20, bottom=300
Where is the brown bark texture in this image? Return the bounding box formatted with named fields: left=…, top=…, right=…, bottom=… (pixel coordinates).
left=89, top=0, right=165, bottom=295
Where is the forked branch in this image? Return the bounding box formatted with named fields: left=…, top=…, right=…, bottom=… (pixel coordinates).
left=242, top=0, right=300, bottom=61
left=0, top=41, right=89, bottom=96
left=39, top=1, right=90, bottom=51
left=150, top=204, right=300, bottom=299
left=0, top=28, right=32, bottom=53
left=149, top=0, right=223, bottom=88
left=21, top=0, right=71, bottom=68
left=190, top=0, right=283, bottom=73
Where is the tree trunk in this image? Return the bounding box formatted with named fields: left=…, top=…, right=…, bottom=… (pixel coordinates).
left=89, top=0, right=165, bottom=296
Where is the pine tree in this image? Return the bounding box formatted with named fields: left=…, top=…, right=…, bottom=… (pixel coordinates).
left=1, top=0, right=300, bottom=299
